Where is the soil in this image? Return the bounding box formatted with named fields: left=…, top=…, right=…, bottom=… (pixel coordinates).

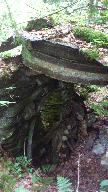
left=0, top=23, right=108, bottom=192
left=54, top=118, right=108, bottom=192
left=13, top=117, right=108, bottom=192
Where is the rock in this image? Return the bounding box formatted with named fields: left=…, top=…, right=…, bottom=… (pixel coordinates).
left=86, top=132, right=97, bottom=150
left=101, top=152, right=108, bottom=168
left=67, top=125, right=71, bottom=130
left=64, top=129, right=69, bottom=135
left=104, top=125, right=108, bottom=134
left=92, top=141, right=106, bottom=155
left=23, top=102, right=35, bottom=120
left=87, top=113, right=96, bottom=127
left=26, top=18, right=53, bottom=32
left=91, top=121, right=108, bottom=156
left=62, top=135, right=68, bottom=141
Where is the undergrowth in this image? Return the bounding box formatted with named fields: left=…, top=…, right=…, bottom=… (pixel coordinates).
left=91, top=100, right=108, bottom=116
left=73, top=27, right=108, bottom=47
left=57, top=176, right=73, bottom=192
left=80, top=48, right=99, bottom=60
left=0, top=153, right=74, bottom=192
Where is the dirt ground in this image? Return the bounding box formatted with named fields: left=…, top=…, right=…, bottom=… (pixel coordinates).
left=12, top=117, right=108, bottom=192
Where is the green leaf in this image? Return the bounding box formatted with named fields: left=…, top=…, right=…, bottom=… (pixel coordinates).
left=32, top=175, right=54, bottom=185
left=0, top=101, right=16, bottom=106
left=41, top=164, right=56, bottom=173
left=57, top=176, right=73, bottom=192
left=15, top=185, right=30, bottom=192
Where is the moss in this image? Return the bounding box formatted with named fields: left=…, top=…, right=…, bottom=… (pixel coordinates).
left=91, top=101, right=108, bottom=116
left=22, top=47, right=108, bottom=84
left=73, top=26, right=108, bottom=47
left=0, top=63, right=19, bottom=80
left=26, top=18, right=53, bottom=32
left=41, top=90, right=63, bottom=130
left=80, top=48, right=99, bottom=60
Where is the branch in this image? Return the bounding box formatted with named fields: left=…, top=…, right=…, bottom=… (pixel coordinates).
left=25, top=0, right=79, bottom=19
left=72, top=6, right=89, bottom=12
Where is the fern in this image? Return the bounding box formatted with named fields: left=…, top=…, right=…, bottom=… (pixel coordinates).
left=41, top=164, right=56, bottom=173
left=91, top=100, right=108, bottom=116
left=32, top=175, right=54, bottom=191
left=57, top=176, right=73, bottom=192
left=32, top=175, right=54, bottom=185
left=15, top=185, right=30, bottom=192
left=0, top=101, right=16, bottom=106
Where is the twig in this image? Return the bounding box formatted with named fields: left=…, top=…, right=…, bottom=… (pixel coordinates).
left=72, top=6, right=89, bottom=12
left=76, top=153, right=81, bottom=192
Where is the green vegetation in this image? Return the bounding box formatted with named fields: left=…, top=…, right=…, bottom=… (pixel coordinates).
left=0, top=153, right=74, bottom=192
left=0, top=155, right=32, bottom=191
left=11, top=156, right=33, bottom=177
left=75, top=84, right=100, bottom=100
left=91, top=100, right=108, bottom=116
left=15, top=186, right=30, bottom=192
left=41, top=90, right=63, bottom=129
left=0, top=173, right=16, bottom=192
left=41, top=164, right=56, bottom=173
left=0, top=46, right=22, bottom=58
left=80, top=48, right=99, bottom=60
left=0, top=156, right=16, bottom=192
left=32, top=175, right=54, bottom=191
left=0, top=1, right=108, bottom=191
left=73, top=27, right=108, bottom=47
left=32, top=174, right=73, bottom=192
left=57, top=176, right=73, bottom=192
left=0, top=101, right=16, bottom=106
left=100, top=179, right=108, bottom=192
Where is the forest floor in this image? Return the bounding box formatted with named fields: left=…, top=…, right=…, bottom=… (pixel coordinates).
left=22, top=22, right=108, bottom=66
left=0, top=21, right=108, bottom=192
left=0, top=84, right=108, bottom=192
left=1, top=115, right=108, bottom=192
left=14, top=117, right=108, bottom=192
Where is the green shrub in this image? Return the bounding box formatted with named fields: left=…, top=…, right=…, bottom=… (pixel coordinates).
left=73, top=27, right=108, bottom=47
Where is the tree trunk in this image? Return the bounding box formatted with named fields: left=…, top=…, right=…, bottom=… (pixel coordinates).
left=0, top=57, right=88, bottom=164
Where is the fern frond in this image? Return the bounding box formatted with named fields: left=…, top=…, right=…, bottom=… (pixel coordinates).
left=15, top=185, right=30, bottom=192
left=57, top=176, right=73, bottom=192
left=41, top=164, right=56, bottom=173
left=32, top=175, right=54, bottom=185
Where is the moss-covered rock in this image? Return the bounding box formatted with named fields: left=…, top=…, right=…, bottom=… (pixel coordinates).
left=26, top=18, right=53, bottom=32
